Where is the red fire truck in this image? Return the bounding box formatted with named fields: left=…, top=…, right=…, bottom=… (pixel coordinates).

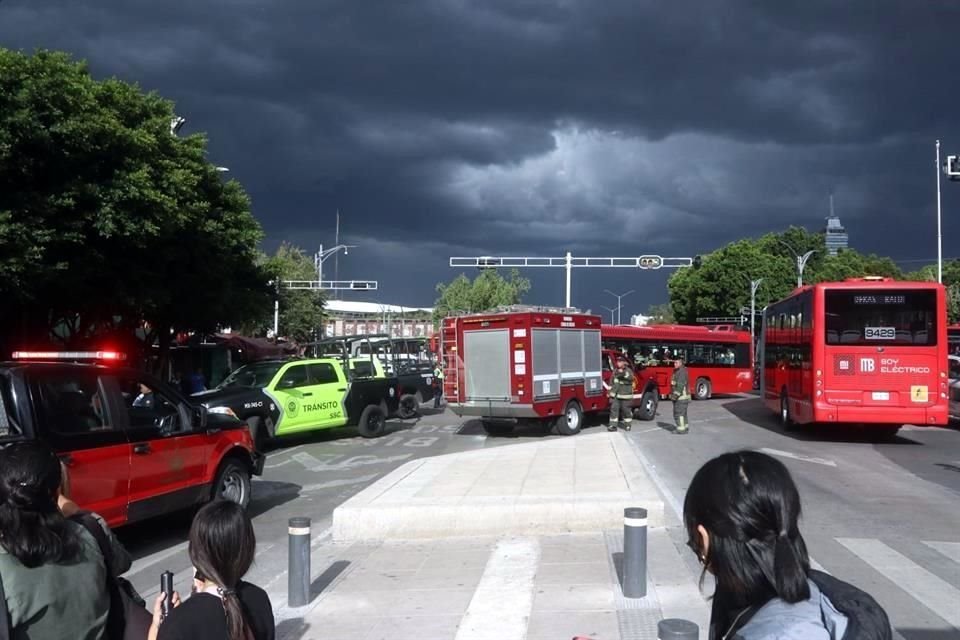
left=760, top=277, right=948, bottom=436
left=441, top=307, right=660, bottom=435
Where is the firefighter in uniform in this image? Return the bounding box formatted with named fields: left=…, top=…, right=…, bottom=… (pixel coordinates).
left=607, top=357, right=634, bottom=432
left=432, top=359, right=444, bottom=408
left=670, top=354, right=691, bottom=434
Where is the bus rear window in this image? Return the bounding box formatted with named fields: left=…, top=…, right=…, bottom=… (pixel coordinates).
left=825, top=290, right=937, bottom=346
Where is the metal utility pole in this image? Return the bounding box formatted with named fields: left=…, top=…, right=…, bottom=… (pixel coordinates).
left=449, top=254, right=696, bottom=308
left=776, top=239, right=816, bottom=288
left=604, top=289, right=634, bottom=325
left=749, top=278, right=763, bottom=347
left=937, top=140, right=943, bottom=283
left=270, top=245, right=378, bottom=340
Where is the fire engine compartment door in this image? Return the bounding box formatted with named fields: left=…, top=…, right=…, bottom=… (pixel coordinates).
left=463, top=329, right=511, bottom=401
left=583, top=330, right=603, bottom=396
left=533, top=329, right=560, bottom=400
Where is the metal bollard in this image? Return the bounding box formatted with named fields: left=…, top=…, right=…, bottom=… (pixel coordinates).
left=657, top=618, right=699, bottom=640
left=287, top=517, right=311, bottom=607
left=622, top=506, right=647, bottom=598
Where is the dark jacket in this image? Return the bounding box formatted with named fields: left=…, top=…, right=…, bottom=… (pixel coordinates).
left=719, top=571, right=890, bottom=640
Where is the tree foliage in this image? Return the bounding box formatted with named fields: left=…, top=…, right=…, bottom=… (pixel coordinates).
left=667, top=227, right=906, bottom=323
left=645, top=303, right=675, bottom=325
left=433, top=268, right=532, bottom=321
left=906, top=259, right=960, bottom=323
left=259, top=244, right=327, bottom=343
left=0, top=49, right=268, bottom=362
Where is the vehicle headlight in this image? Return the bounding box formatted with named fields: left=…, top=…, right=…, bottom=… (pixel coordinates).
left=208, top=406, right=238, bottom=419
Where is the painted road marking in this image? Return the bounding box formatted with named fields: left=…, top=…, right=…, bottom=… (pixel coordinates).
left=455, top=538, right=540, bottom=640
left=838, top=538, right=960, bottom=627
left=305, top=453, right=414, bottom=471
left=924, top=541, right=960, bottom=565
left=292, top=452, right=324, bottom=470
left=252, top=473, right=381, bottom=500
left=126, top=541, right=188, bottom=577
left=758, top=447, right=837, bottom=467
left=264, top=457, right=295, bottom=469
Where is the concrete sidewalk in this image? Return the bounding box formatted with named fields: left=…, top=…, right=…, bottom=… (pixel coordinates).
left=272, top=432, right=710, bottom=640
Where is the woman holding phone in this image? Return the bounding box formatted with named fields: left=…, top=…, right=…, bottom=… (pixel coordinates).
left=148, top=500, right=274, bottom=640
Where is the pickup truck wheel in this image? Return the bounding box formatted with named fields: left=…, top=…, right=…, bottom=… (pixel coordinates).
left=214, top=459, right=251, bottom=509
left=398, top=394, right=418, bottom=419
left=358, top=405, right=387, bottom=438
left=556, top=401, right=583, bottom=436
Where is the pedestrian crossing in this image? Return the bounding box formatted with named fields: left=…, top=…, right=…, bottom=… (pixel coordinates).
left=816, top=536, right=960, bottom=635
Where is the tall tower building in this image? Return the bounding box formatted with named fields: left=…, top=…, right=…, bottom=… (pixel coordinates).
left=823, top=195, right=848, bottom=256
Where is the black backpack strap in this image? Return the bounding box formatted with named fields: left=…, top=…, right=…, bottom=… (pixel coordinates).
left=72, top=512, right=116, bottom=577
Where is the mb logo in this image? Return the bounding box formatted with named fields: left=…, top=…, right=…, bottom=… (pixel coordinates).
left=860, top=357, right=876, bottom=373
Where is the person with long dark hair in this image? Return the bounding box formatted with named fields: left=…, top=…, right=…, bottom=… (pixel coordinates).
left=684, top=450, right=891, bottom=639
left=149, top=500, right=274, bottom=640
left=0, top=441, right=112, bottom=639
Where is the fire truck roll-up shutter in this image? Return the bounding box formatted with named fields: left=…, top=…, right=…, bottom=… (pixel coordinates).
left=583, top=330, right=603, bottom=396
left=533, top=328, right=560, bottom=400
left=463, top=329, right=511, bottom=401
left=559, top=330, right=583, bottom=385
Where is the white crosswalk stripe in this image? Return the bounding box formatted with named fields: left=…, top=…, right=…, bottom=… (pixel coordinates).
left=836, top=537, right=960, bottom=628
left=923, top=540, right=960, bottom=566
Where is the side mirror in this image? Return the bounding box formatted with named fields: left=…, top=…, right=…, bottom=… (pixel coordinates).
left=192, top=405, right=208, bottom=429
left=156, top=413, right=179, bottom=435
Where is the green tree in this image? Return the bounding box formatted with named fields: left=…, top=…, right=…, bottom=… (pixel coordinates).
left=906, top=259, right=960, bottom=322
left=433, top=268, right=532, bottom=322
left=0, top=49, right=268, bottom=363
left=260, top=244, right=327, bottom=343
left=645, top=303, right=675, bottom=324
left=668, top=227, right=904, bottom=323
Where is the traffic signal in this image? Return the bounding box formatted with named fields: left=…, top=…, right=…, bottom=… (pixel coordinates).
left=693, top=255, right=703, bottom=269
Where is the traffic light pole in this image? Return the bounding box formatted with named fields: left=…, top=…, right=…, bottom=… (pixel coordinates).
left=449, top=254, right=698, bottom=308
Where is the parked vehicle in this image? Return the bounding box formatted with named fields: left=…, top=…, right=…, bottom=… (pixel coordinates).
left=194, top=355, right=401, bottom=447
left=441, top=307, right=659, bottom=435
left=1, top=351, right=263, bottom=528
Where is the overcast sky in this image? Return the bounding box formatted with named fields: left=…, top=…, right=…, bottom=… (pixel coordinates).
left=3, top=1, right=960, bottom=318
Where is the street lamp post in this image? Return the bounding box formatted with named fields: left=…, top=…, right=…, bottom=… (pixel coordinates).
left=749, top=278, right=763, bottom=347
left=776, top=239, right=816, bottom=288
left=601, top=306, right=617, bottom=324
left=315, top=244, right=355, bottom=284
left=604, top=289, right=634, bottom=325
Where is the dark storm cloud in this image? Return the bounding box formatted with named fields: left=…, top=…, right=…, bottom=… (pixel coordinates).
left=2, top=0, right=959, bottom=312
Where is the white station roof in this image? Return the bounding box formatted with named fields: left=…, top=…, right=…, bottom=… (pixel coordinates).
left=324, top=300, right=433, bottom=315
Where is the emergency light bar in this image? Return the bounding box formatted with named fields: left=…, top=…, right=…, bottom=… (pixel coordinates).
left=12, top=351, right=127, bottom=361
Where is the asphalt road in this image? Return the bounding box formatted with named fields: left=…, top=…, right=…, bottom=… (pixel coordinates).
left=116, top=396, right=960, bottom=638
left=629, top=394, right=960, bottom=640
left=116, top=403, right=565, bottom=601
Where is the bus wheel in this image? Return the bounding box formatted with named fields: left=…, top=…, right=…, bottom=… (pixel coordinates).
left=780, top=391, right=795, bottom=431
left=694, top=378, right=712, bottom=400
left=637, top=390, right=658, bottom=421
left=556, top=401, right=583, bottom=436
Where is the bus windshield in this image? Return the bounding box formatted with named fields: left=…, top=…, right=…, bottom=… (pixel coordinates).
left=216, top=362, right=285, bottom=389
left=824, top=289, right=937, bottom=346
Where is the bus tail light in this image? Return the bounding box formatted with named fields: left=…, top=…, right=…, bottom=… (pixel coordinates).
left=941, top=371, right=947, bottom=378
left=816, top=369, right=822, bottom=377
left=816, top=390, right=822, bottom=397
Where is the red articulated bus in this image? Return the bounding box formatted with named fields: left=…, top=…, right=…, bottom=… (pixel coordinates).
left=760, top=277, right=948, bottom=436
left=601, top=324, right=754, bottom=400
left=441, top=307, right=660, bottom=435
